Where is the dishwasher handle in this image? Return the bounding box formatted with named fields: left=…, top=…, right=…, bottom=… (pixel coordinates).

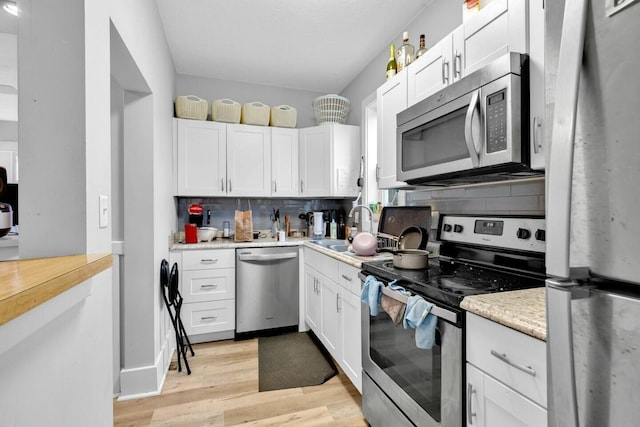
left=238, top=252, right=298, bottom=262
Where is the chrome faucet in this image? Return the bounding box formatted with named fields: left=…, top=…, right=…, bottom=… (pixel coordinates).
left=348, top=204, right=374, bottom=234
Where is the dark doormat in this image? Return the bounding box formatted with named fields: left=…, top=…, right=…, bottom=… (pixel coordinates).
left=258, top=331, right=338, bottom=392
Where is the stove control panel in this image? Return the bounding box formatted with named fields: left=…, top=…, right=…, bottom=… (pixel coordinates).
left=439, top=215, right=546, bottom=253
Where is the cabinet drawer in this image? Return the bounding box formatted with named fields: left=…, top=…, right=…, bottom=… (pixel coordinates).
left=180, top=300, right=235, bottom=335
left=466, top=312, right=547, bottom=408
left=338, top=262, right=360, bottom=296
left=182, top=268, right=235, bottom=303
left=304, top=247, right=339, bottom=282
left=182, top=249, right=235, bottom=270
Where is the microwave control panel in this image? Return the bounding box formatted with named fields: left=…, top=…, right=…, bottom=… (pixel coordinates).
left=485, top=89, right=507, bottom=153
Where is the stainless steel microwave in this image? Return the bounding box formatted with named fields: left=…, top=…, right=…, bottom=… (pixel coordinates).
left=397, top=53, right=540, bottom=186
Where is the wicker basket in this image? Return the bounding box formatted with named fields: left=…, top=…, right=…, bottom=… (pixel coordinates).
left=241, top=102, right=270, bottom=126
left=313, top=94, right=351, bottom=124
left=269, top=105, right=297, bottom=128
left=175, top=95, right=208, bottom=120
left=211, top=98, right=241, bottom=123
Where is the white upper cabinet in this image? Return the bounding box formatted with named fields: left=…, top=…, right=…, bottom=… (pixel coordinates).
left=376, top=71, right=409, bottom=189
left=226, top=124, right=271, bottom=197
left=299, top=123, right=360, bottom=198
left=270, top=127, right=299, bottom=197
left=176, top=119, right=227, bottom=196
left=407, top=33, right=454, bottom=106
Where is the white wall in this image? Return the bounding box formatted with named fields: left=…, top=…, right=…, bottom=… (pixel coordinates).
left=340, top=0, right=461, bottom=125
left=17, top=0, right=178, bottom=408
left=177, top=73, right=325, bottom=128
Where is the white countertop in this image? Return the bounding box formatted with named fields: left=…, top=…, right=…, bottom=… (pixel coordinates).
left=0, top=235, right=19, bottom=248
left=170, top=236, right=306, bottom=251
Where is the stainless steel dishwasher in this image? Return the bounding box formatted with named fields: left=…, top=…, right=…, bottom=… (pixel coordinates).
left=235, top=246, right=299, bottom=334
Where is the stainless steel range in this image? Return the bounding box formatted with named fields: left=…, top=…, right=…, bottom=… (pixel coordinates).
left=360, top=214, right=546, bottom=427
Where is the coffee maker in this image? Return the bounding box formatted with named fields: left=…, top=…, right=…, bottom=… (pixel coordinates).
left=0, top=167, right=13, bottom=237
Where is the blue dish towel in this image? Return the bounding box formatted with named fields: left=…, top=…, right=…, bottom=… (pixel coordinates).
left=360, top=275, right=383, bottom=316
left=403, top=295, right=438, bottom=349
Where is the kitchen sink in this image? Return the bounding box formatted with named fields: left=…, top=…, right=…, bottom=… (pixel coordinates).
left=329, top=244, right=349, bottom=252
left=310, top=239, right=347, bottom=248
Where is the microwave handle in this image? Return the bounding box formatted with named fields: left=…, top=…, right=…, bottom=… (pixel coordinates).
left=464, top=89, right=481, bottom=168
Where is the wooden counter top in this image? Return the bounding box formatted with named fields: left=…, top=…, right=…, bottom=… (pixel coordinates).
left=461, top=287, right=547, bottom=341
left=0, top=253, right=112, bottom=327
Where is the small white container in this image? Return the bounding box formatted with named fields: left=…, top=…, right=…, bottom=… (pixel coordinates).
left=175, top=95, right=208, bottom=120
left=211, top=98, right=241, bottom=123
left=269, top=105, right=297, bottom=128
left=241, top=102, right=270, bottom=126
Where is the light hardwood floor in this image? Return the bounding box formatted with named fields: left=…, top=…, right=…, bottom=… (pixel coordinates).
left=113, top=338, right=367, bottom=426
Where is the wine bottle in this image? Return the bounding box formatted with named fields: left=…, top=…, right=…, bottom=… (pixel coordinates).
left=386, top=44, right=397, bottom=80
left=416, top=34, right=427, bottom=59
left=396, top=31, right=415, bottom=72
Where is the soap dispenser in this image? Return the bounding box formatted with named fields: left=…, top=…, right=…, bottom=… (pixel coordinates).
left=330, top=217, right=337, bottom=239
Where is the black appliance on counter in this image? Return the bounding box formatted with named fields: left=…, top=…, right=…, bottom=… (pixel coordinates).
left=360, top=214, right=546, bottom=427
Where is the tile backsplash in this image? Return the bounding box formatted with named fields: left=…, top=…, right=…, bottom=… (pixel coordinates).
left=177, top=197, right=355, bottom=232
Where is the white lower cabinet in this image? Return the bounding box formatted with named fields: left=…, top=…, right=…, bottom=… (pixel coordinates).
left=466, top=312, right=547, bottom=427
left=176, top=249, right=236, bottom=342
left=303, top=247, right=362, bottom=392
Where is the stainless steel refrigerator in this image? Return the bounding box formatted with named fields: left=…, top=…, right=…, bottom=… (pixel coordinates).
left=545, top=0, right=640, bottom=426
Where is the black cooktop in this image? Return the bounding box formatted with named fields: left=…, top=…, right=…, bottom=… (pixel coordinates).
left=362, top=257, right=545, bottom=308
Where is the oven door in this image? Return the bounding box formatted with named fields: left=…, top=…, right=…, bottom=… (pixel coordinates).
left=360, top=275, right=462, bottom=427
left=397, top=73, right=522, bottom=184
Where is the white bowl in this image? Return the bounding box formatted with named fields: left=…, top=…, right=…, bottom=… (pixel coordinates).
left=197, top=227, right=218, bottom=242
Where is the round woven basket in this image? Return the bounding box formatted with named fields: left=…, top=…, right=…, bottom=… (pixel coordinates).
left=313, top=94, right=351, bottom=124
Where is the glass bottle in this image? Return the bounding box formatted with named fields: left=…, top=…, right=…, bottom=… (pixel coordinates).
left=386, top=44, right=397, bottom=80
left=416, top=34, right=427, bottom=59
left=396, top=31, right=415, bottom=72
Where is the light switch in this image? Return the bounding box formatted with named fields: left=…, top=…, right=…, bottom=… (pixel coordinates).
left=99, top=195, right=108, bottom=228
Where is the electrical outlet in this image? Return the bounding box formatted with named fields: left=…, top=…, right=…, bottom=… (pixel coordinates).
left=99, top=195, right=108, bottom=228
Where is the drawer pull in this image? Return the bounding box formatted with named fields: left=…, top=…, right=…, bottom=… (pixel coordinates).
left=341, top=274, right=353, bottom=281
left=266, top=316, right=275, bottom=320
left=467, top=383, right=476, bottom=425
left=490, top=349, right=537, bottom=377
left=200, top=284, right=218, bottom=289
left=200, top=259, right=218, bottom=264
left=201, top=316, right=218, bottom=322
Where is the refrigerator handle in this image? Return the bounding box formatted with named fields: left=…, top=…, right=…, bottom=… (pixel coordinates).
left=546, top=279, right=590, bottom=427
left=546, top=0, right=589, bottom=278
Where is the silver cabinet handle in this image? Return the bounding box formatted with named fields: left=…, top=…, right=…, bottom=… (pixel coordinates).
left=454, top=50, right=462, bottom=79
left=265, top=316, right=275, bottom=320
left=300, top=180, right=304, bottom=193
left=442, top=59, right=450, bottom=84
left=228, top=179, right=232, bottom=192
left=467, top=383, right=476, bottom=425
left=341, top=274, right=352, bottom=282
left=375, top=164, right=380, bottom=182
left=490, top=349, right=537, bottom=376
left=200, top=259, right=218, bottom=264
left=201, top=316, right=218, bottom=321
left=200, top=283, right=218, bottom=289
left=221, top=178, right=225, bottom=192
left=336, top=293, right=340, bottom=312
left=273, top=180, right=277, bottom=193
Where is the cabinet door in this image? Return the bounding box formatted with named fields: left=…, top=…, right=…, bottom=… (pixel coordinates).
left=340, top=288, right=362, bottom=392
left=376, top=72, right=408, bottom=189
left=407, top=33, right=453, bottom=106
left=458, top=0, right=527, bottom=76
left=176, top=119, right=226, bottom=196
left=319, top=277, right=340, bottom=358
left=467, top=363, right=547, bottom=427
left=0, top=141, right=18, bottom=184
left=299, top=126, right=331, bottom=197
left=304, top=268, right=320, bottom=333
left=226, top=124, right=271, bottom=197
left=330, top=124, right=360, bottom=197
left=271, top=127, right=299, bottom=196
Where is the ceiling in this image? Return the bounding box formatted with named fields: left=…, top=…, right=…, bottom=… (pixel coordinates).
left=155, top=0, right=430, bottom=93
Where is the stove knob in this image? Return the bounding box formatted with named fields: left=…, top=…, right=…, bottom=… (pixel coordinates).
left=535, top=229, right=546, bottom=241
left=517, top=227, right=531, bottom=240
left=443, top=224, right=452, bottom=232
left=453, top=224, right=464, bottom=233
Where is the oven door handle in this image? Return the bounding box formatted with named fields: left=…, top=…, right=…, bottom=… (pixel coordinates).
left=464, top=89, right=481, bottom=168
left=359, top=272, right=459, bottom=324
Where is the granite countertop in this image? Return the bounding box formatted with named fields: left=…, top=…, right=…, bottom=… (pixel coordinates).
left=461, top=287, right=547, bottom=341
left=0, top=253, right=112, bottom=327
